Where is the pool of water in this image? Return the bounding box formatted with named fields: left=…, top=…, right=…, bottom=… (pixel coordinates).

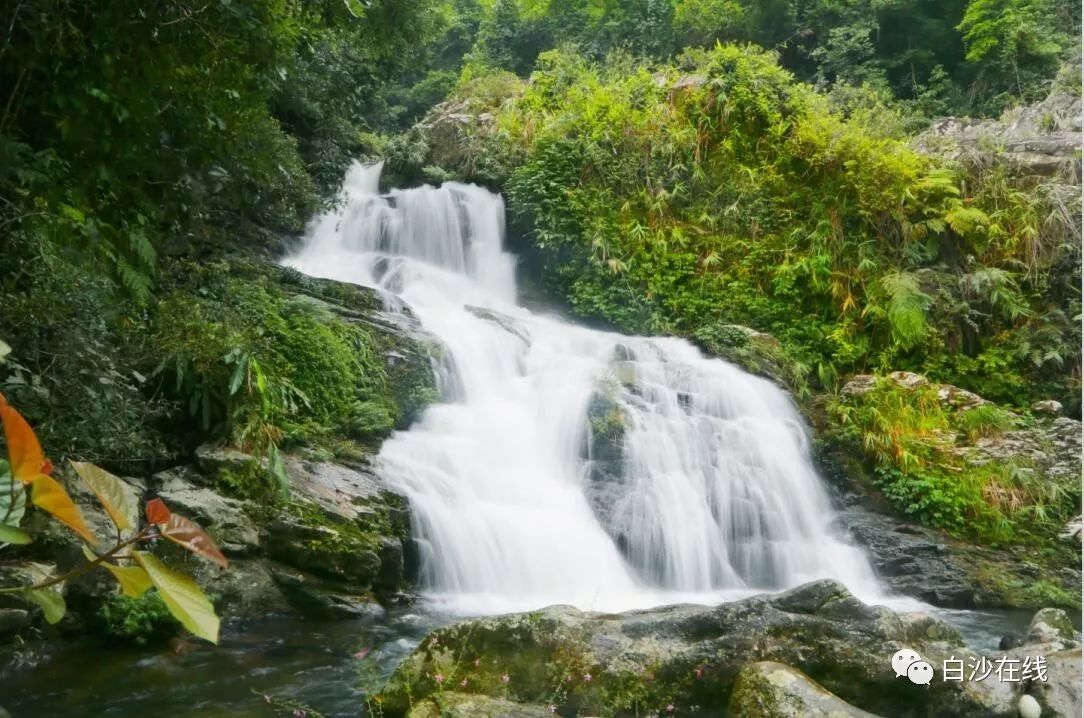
left=0, top=603, right=1063, bottom=717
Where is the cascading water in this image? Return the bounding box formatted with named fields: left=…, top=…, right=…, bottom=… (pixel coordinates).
left=286, top=161, right=880, bottom=614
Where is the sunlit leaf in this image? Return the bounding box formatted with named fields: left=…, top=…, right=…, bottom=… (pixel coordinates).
left=159, top=513, right=228, bottom=569
left=16, top=562, right=65, bottom=624
left=0, top=524, right=31, bottom=544
left=0, top=394, right=50, bottom=485
left=133, top=551, right=219, bottom=644
left=71, top=461, right=132, bottom=531
left=146, top=497, right=171, bottom=524
left=22, top=588, right=66, bottom=624
left=81, top=545, right=152, bottom=598
left=31, top=474, right=97, bottom=544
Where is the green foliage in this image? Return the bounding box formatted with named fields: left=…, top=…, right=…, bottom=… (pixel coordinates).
left=98, top=592, right=178, bottom=646
left=470, top=44, right=1078, bottom=409
left=150, top=262, right=398, bottom=465
left=826, top=378, right=1079, bottom=544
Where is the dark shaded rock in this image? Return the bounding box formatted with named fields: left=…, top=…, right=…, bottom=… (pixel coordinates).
left=270, top=567, right=385, bottom=621
left=728, top=661, right=884, bottom=717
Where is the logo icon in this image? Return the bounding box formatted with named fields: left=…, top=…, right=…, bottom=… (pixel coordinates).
left=892, top=648, right=934, bottom=685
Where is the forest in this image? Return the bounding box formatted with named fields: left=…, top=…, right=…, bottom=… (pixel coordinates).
left=0, top=1, right=1081, bottom=717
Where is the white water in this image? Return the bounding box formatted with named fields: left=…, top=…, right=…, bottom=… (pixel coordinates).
left=286, top=161, right=881, bottom=614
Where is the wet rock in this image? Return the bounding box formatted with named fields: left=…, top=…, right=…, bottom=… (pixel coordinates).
left=693, top=323, right=807, bottom=394
left=407, top=693, right=555, bottom=718
left=465, top=305, right=531, bottom=344
left=155, top=472, right=260, bottom=555
left=269, top=567, right=384, bottom=621
left=263, top=509, right=382, bottom=586
left=377, top=579, right=986, bottom=717
left=186, top=557, right=291, bottom=617
left=1025, top=608, right=1079, bottom=646
left=728, top=661, right=883, bottom=717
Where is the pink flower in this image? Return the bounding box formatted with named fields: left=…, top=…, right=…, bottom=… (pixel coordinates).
left=549, top=705, right=557, bottom=714
left=500, top=673, right=510, bottom=684
left=353, top=647, right=372, bottom=660
left=460, top=678, right=469, bottom=687
left=694, top=666, right=703, bottom=678
left=583, top=673, right=592, bottom=682
left=434, top=673, right=444, bottom=684
left=666, top=704, right=675, bottom=713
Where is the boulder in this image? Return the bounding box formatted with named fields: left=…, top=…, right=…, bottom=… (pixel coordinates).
left=407, top=693, right=555, bottom=718
left=1030, top=400, right=1064, bottom=416
left=154, top=470, right=260, bottom=555
left=728, top=661, right=884, bottom=717
left=1029, top=648, right=1082, bottom=718
left=377, top=579, right=996, bottom=717
left=1025, top=608, right=1079, bottom=646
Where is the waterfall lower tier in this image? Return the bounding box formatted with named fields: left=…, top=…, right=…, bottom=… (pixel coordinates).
left=286, top=161, right=879, bottom=614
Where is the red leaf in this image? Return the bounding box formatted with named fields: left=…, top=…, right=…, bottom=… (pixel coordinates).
left=159, top=513, right=228, bottom=569
left=145, top=498, right=171, bottom=524
left=0, top=394, right=49, bottom=485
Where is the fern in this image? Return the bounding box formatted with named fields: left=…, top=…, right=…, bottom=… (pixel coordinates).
left=879, top=271, right=931, bottom=349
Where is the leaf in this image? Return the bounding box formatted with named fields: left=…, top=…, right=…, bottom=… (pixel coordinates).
left=0, top=339, right=9, bottom=362
left=16, top=562, right=65, bottom=624
left=81, top=545, right=151, bottom=598
left=0, top=524, right=31, bottom=544
left=146, top=497, right=171, bottom=524
left=133, top=551, right=219, bottom=644
left=22, top=588, right=66, bottom=624
left=31, top=474, right=97, bottom=544
left=159, top=513, right=228, bottom=568
left=0, top=461, right=26, bottom=528
left=0, top=394, right=50, bottom=485
left=71, top=461, right=132, bottom=531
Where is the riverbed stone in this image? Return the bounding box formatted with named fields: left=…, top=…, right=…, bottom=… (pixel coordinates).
left=407, top=693, right=555, bottom=718
left=1025, top=608, right=1079, bottom=646
left=728, top=662, right=884, bottom=717
left=377, top=579, right=991, bottom=717
left=1029, top=648, right=1082, bottom=717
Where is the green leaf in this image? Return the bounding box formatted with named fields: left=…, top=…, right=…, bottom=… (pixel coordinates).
left=0, top=524, right=31, bottom=545
left=82, top=545, right=151, bottom=598
left=0, top=339, right=10, bottom=363
left=22, top=588, right=66, bottom=624
left=0, top=462, right=26, bottom=530
left=133, top=551, right=219, bottom=644
left=71, top=461, right=132, bottom=531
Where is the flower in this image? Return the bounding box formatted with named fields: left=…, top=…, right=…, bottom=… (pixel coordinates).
left=474, top=658, right=481, bottom=667
left=434, top=673, right=444, bottom=684
left=460, top=678, right=469, bottom=687
left=500, top=673, right=510, bottom=684
left=548, top=705, right=557, bottom=714
left=694, top=666, right=703, bottom=678
left=583, top=673, right=592, bottom=682
left=666, top=704, right=675, bottom=713
left=353, top=647, right=372, bottom=660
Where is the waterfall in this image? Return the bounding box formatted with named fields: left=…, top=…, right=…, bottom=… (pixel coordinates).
left=286, top=161, right=879, bottom=614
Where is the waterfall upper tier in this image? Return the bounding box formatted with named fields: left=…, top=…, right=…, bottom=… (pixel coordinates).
left=285, top=160, right=879, bottom=614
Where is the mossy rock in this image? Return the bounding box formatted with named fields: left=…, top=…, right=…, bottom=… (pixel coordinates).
left=692, top=323, right=809, bottom=399
left=728, top=662, right=882, bottom=717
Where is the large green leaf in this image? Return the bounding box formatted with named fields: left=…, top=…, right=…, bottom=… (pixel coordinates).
left=71, top=461, right=132, bottom=531
left=82, top=545, right=152, bottom=598
left=17, top=562, right=66, bottom=624
left=0, top=524, right=31, bottom=545
left=133, top=551, right=219, bottom=644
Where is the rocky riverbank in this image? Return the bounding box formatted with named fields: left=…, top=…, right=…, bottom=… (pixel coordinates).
left=375, top=579, right=1082, bottom=717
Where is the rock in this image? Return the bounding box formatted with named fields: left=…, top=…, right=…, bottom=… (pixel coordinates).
left=377, top=579, right=987, bottom=717
left=186, top=557, right=291, bottom=618
left=407, top=693, right=555, bottom=718
left=0, top=608, right=29, bottom=638
left=282, top=457, right=388, bottom=523
left=937, top=384, right=987, bottom=409
left=155, top=471, right=260, bottom=555
left=194, top=443, right=259, bottom=478
left=263, top=503, right=382, bottom=586
left=1030, top=648, right=1082, bottom=717
left=1025, top=608, right=1079, bottom=646
left=693, top=323, right=807, bottom=394
left=1031, top=400, right=1064, bottom=416
left=1061, top=516, right=1082, bottom=541
left=915, top=72, right=1082, bottom=179
left=841, top=374, right=878, bottom=396
left=728, top=661, right=884, bottom=717
left=270, top=567, right=385, bottom=621
left=887, top=371, right=929, bottom=389
left=1017, top=694, right=1041, bottom=718
left=464, top=305, right=531, bottom=345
